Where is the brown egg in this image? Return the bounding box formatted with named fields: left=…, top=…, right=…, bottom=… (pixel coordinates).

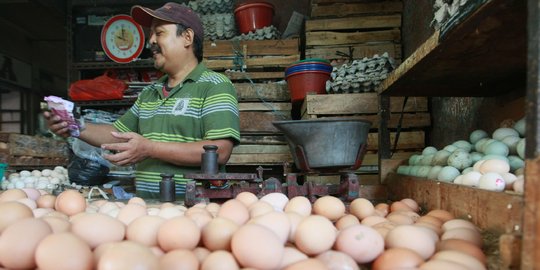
left=126, top=215, right=165, bottom=247
left=158, top=207, right=185, bottom=219
left=16, top=197, right=36, bottom=209
left=390, top=201, right=414, bottom=212
left=414, top=221, right=443, bottom=236
left=312, top=195, right=346, bottom=221
left=218, top=199, right=250, bottom=225
left=283, top=258, right=327, bottom=270
left=431, top=250, right=486, bottom=270
left=334, top=224, right=384, bottom=263
left=117, top=203, right=147, bottom=225
left=71, top=213, right=126, bottom=249
left=0, top=189, right=27, bottom=202
left=286, top=211, right=303, bottom=243
left=360, top=215, right=387, bottom=227
left=21, top=188, right=41, bottom=201
left=279, top=247, right=309, bottom=269
left=316, top=250, right=359, bottom=270
left=157, top=216, right=200, bottom=251
left=193, top=247, right=211, bottom=263
left=349, top=198, right=374, bottom=220
left=201, top=250, right=239, bottom=270
left=372, top=248, right=424, bottom=270
left=437, top=239, right=487, bottom=264
left=202, top=217, right=239, bottom=251
left=426, top=209, right=455, bottom=222
left=386, top=212, right=415, bottom=225
left=400, top=198, right=420, bottom=212
left=150, top=246, right=165, bottom=257
left=54, top=190, right=86, bottom=216
left=441, top=227, right=483, bottom=248
left=189, top=211, right=213, bottom=228
left=0, top=218, right=52, bottom=269
left=231, top=224, right=284, bottom=269
left=248, top=200, right=274, bottom=218
left=41, top=216, right=71, bottom=233
left=0, top=201, right=33, bottom=232
left=295, top=215, right=337, bottom=256
left=35, top=232, right=93, bottom=270
left=128, top=196, right=146, bottom=206
left=442, top=218, right=479, bottom=232
left=97, top=241, right=158, bottom=270
left=159, top=249, right=199, bottom=270
left=416, top=215, right=444, bottom=227
left=33, top=207, right=54, bottom=218
left=235, top=191, right=259, bottom=207
left=36, top=194, right=57, bottom=208
left=385, top=225, right=437, bottom=260
left=336, top=214, right=361, bottom=230
left=374, top=203, right=390, bottom=217
left=249, top=211, right=290, bottom=244
left=205, top=202, right=221, bottom=216
left=284, top=196, right=312, bottom=217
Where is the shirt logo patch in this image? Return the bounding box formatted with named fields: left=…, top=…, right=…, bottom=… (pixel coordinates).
left=172, top=98, right=189, bottom=115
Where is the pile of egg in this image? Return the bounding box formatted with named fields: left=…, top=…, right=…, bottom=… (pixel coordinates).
left=1, top=166, right=69, bottom=192
left=397, top=118, right=526, bottom=193
left=0, top=188, right=487, bottom=270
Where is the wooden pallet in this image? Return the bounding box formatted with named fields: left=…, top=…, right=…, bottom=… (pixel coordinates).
left=306, top=1, right=402, bottom=62
left=203, top=38, right=300, bottom=71
left=0, top=133, right=69, bottom=168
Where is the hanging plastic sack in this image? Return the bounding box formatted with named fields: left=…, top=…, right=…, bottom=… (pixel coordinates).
left=68, top=71, right=127, bottom=101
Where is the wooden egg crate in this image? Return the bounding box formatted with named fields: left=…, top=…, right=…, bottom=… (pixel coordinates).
left=0, top=133, right=69, bottom=167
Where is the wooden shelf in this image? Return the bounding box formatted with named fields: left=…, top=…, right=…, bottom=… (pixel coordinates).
left=377, top=0, right=526, bottom=97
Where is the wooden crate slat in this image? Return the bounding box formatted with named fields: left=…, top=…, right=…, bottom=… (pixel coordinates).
left=302, top=93, right=428, bottom=115
left=235, top=83, right=290, bottom=101
left=232, top=144, right=290, bottom=154
left=5, top=133, right=68, bottom=158
left=306, top=43, right=402, bottom=61
left=366, top=131, right=425, bottom=151
left=228, top=153, right=293, bottom=164
left=306, top=14, right=401, bottom=32
left=204, top=38, right=299, bottom=57
left=226, top=71, right=285, bottom=81
left=239, top=103, right=291, bottom=111
left=311, top=1, right=403, bottom=18
left=240, top=111, right=291, bottom=133
left=205, top=55, right=300, bottom=70
left=239, top=135, right=287, bottom=145
left=306, top=29, right=401, bottom=46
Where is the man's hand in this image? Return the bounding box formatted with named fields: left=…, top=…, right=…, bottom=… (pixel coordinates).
left=101, top=132, right=153, bottom=166
left=43, top=111, right=71, bottom=138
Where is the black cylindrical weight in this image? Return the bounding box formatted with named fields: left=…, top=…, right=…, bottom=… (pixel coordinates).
left=159, top=173, right=176, bottom=202
left=201, top=145, right=219, bottom=174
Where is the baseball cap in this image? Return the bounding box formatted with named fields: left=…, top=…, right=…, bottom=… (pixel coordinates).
left=131, top=2, right=204, bottom=40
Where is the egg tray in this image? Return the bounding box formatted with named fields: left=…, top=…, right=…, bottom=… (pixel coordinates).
left=183, top=171, right=360, bottom=207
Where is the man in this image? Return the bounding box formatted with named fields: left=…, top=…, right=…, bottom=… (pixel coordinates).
left=45, top=2, right=240, bottom=199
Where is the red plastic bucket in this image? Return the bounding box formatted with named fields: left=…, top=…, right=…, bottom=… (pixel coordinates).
left=234, top=2, right=274, bottom=34
left=286, top=70, right=331, bottom=103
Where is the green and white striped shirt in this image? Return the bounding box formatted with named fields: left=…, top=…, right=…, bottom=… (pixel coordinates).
left=113, top=63, right=240, bottom=199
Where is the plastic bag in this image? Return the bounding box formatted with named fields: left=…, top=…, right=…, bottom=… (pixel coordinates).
left=69, top=72, right=127, bottom=101
left=68, top=155, right=110, bottom=186
left=70, top=138, right=112, bottom=167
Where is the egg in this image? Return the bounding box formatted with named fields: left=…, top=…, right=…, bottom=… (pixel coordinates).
left=312, top=195, right=345, bottom=221
left=157, top=216, right=200, bottom=251
left=202, top=217, right=239, bottom=251
left=97, top=241, right=159, bottom=270
left=447, top=150, right=472, bottom=170
left=235, top=192, right=259, bottom=207
left=349, top=198, right=375, bottom=220
left=479, top=159, right=510, bottom=174
left=284, top=196, right=312, bottom=217
left=260, top=192, right=289, bottom=211
left=517, top=138, right=526, bottom=159
left=0, top=201, right=34, bottom=232
left=385, top=225, right=437, bottom=260
left=295, top=215, right=337, bottom=255
left=35, top=232, right=93, bottom=270
left=248, top=200, right=274, bottom=218
left=231, top=223, right=284, bottom=269
left=441, top=227, right=483, bottom=247
left=478, top=172, right=506, bottom=191
left=218, top=199, right=250, bottom=225
left=54, top=190, right=86, bottom=216
left=433, top=150, right=452, bottom=166
left=249, top=211, right=290, bottom=244
left=193, top=247, right=211, bottom=263
left=484, top=140, right=509, bottom=156
left=334, top=224, right=384, bottom=263
left=71, top=213, right=126, bottom=249
left=442, top=219, right=479, bottom=232
left=126, top=215, right=165, bottom=246
left=432, top=250, right=486, bottom=270
left=427, top=165, right=443, bottom=179
left=279, top=247, right=309, bottom=269
left=286, top=211, right=303, bottom=243
left=461, top=171, right=482, bottom=187
left=316, top=250, right=359, bottom=270
left=359, top=215, right=386, bottom=227
left=513, top=176, right=525, bottom=193
left=36, top=194, right=57, bottom=208
left=469, top=130, right=488, bottom=144
left=437, top=166, right=460, bottom=182
left=437, top=239, right=487, bottom=264
left=0, top=188, right=27, bottom=202
left=426, top=209, right=455, bottom=222
left=372, top=248, right=424, bottom=270
left=390, top=201, right=415, bottom=212
left=41, top=216, right=71, bottom=233
left=159, top=249, right=199, bottom=270
left=420, top=259, right=470, bottom=270
left=201, top=250, right=239, bottom=270
left=0, top=218, right=52, bottom=269
left=493, top=127, right=519, bottom=141
left=117, top=203, right=147, bottom=225
left=127, top=196, right=146, bottom=206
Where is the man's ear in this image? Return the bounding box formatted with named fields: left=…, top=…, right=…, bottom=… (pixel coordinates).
left=183, top=28, right=195, bottom=46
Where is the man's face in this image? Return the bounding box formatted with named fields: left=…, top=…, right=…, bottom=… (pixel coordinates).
left=148, top=20, right=188, bottom=73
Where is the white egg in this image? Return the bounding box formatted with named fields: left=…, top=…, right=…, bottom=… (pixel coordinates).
left=473, top=160, right=485, bottom=171
left=478, top=172, right=505, bottom=191
left=479, top=159, right=510, bottom=174
left=19, top=170, right=31, bottom=178
left=260, top=193, right=289, bottom=211
left=31, top=169, right=42, bottom=177
left=501, top=172, right=518, bottom=188
left=41, top=169, right=52, bottom=177
left=461, top=171, right=482, bottom=187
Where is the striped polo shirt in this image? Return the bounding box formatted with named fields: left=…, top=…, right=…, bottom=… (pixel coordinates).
left=113, top=63, right=240, bottom=199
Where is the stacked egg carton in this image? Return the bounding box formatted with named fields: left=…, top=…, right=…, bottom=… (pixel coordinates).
left=231, top=25, right=281, bottom=41
left=185, top=0, right=237, bottom=40
left=326, top=52, right=396, bottom=93
left=431, top=0, right=473, bottom=30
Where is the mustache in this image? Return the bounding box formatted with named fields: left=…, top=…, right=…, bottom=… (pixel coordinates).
left=149, top=43, right=161, bottom=54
